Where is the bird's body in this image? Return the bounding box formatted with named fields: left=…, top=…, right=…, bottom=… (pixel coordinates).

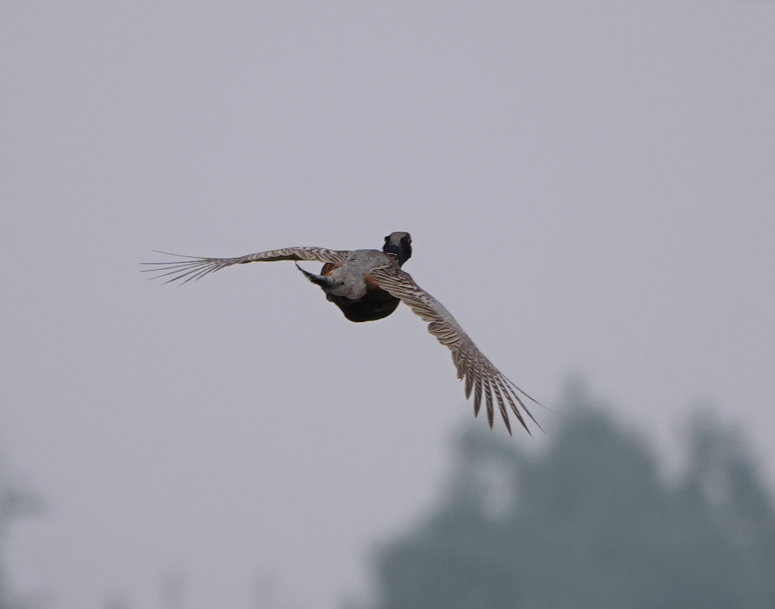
left=143, top=232, right=540, bottom=434
left=300, top=249, right=402, bottom=322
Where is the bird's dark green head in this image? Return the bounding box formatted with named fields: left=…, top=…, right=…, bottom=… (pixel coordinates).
left=383, top=232, right=412, bottom=267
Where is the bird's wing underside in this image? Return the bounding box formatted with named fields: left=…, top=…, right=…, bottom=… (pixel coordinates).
left=141, top=247, right=352, bottom=284
left=370, top=266, right=540, bottom=435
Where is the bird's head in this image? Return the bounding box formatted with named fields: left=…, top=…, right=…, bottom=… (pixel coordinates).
left=383, top=232, right=412, bottom=267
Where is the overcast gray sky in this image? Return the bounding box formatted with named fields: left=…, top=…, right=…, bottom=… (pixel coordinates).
left=1, top=1, right=774, bottom=608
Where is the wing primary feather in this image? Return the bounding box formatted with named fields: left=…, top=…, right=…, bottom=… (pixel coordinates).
left=181, top=263, right=221, bottom=285
left=491, top=380, right=513, bottom=436
left=176, top=262, right=221, bottom=284
left=502, top=385, right=531, bottom=436
left=148, top=250, right=211, bottom=259
left=483, top=378, right=495, bottom=429
left=505, top=377, right=544, bottom=408
left=171, top=267, right=205, bottom=285
left=503, top=376, right=533, bottom=405
left=505, top=378, right=544, bottom=431
left=140, top=257, right=234, bottom=284
left=148, top=264, right=208, bottom=284
left=473, top=377, right=483, bottom=418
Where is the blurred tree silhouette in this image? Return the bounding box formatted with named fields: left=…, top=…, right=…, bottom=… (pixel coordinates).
left=362, top=382, right=775, bottom=609
left=0, top=457, right=42, bottom=609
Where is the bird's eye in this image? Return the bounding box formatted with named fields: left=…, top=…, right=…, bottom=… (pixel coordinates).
left=404, top=234, right=411, bottom=244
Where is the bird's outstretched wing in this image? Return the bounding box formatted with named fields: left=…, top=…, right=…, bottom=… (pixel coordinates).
left=141, top=247, right=351, bottom=284
left=370, top=266, right=540, bottom=435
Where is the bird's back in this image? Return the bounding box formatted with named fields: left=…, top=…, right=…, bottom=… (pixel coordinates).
left=318, top=250, right=401, bottom=322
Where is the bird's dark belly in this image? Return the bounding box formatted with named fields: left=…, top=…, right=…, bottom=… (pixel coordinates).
left=326, top=289, right=400, bottom=322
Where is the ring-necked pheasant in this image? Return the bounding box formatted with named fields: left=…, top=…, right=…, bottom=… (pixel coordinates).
left=142, top=232, right=539, bottom=434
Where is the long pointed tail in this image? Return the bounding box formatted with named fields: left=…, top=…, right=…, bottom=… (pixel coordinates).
left=294, top=263, right=338, bottom=289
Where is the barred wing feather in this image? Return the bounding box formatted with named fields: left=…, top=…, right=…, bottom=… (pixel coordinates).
left=141, top=247, right=351, bottom=284
left=370, top=266, right=539, bottom=435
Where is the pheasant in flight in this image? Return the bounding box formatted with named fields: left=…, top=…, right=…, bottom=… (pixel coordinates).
left=143, top=232, right=539, bottom=434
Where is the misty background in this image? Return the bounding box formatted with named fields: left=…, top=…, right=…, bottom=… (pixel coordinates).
left=1, top=1, right=774, bottom=608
